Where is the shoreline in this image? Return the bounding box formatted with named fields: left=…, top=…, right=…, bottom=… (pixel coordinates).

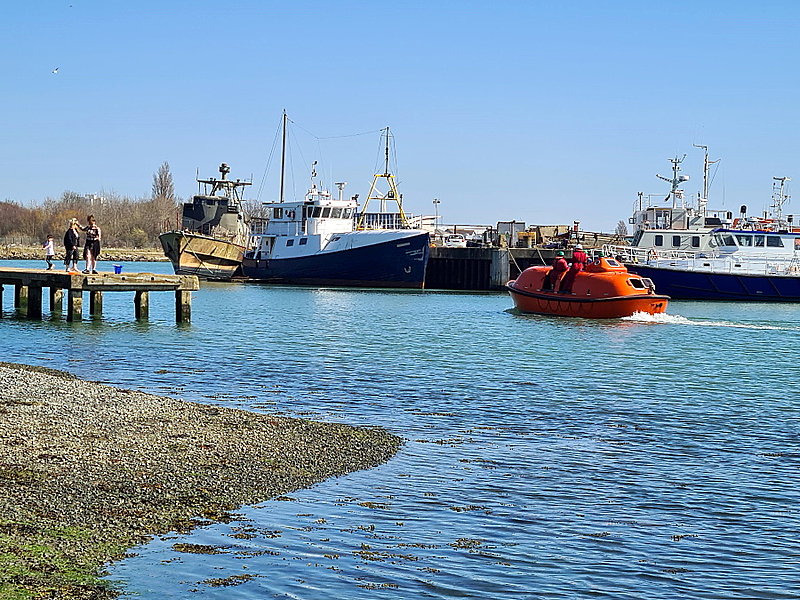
left=0, top=246, right=168, bottom=262
left=0, top=363, right=402, bottom=599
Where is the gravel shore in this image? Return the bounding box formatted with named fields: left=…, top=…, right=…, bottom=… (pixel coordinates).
left=0, top=363, right=402, bottom=599
left=0, top=246, right=168, bottom=262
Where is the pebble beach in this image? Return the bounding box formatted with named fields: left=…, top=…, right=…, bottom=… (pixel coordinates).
left=0, top=363, right=402, bottom=599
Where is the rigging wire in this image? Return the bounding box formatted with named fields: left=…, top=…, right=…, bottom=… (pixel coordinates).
left=256, top=116, right=283, bottom=201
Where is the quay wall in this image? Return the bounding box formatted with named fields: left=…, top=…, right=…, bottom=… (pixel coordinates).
left=426, top=247, right=568, bottom=291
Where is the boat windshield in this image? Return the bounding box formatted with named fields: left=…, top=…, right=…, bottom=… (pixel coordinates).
left=714, top=233, right=737, bottom=247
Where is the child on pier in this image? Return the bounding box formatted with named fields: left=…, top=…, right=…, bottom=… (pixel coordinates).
left=42, top=235, right=55, bottom=270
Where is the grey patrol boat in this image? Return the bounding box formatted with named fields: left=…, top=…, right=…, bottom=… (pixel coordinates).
left=159, top=163, right=251, bottom=280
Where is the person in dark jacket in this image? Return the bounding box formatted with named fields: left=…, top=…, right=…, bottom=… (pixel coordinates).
left=63, top=219, right=81, bottom=272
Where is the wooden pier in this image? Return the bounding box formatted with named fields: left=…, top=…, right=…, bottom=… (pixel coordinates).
left=0, top=268, right=200, bottom=323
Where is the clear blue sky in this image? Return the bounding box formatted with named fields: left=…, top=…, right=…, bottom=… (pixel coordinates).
left=2, top=0, right=798, bottom=231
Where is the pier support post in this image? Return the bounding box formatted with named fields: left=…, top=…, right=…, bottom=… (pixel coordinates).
left=67, top=290, right=82, bottom=322
left=175, top=290, right=191, bottom=323
left=14, top=284, right=28, bottom=311
left=49, top=288, right=63, bottom=312
left=134, top=291, right=149, bottom=320
left=490, top=249, right=510, bottom=290
left=89, top=291, right=103, bottom=317
left=0, top=284, right=3, bottom=317
left=26, top=286, right=43, bottom=319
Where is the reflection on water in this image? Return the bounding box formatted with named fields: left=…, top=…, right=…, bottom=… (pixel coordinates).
left=2, top=260, right=799, bottom=599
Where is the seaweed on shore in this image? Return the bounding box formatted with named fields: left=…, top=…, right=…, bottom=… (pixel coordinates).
left=0, top=363, right=402, bottom=599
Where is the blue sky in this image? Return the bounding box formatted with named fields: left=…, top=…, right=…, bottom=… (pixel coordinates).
left=2, top=1, right=799, bottom=231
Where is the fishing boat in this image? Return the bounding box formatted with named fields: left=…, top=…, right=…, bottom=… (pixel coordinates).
left=241, top=115, right=429, bottom=288
left=159, top=163, right=251, bottom=280
left=507, top=257, right=669, bottom=318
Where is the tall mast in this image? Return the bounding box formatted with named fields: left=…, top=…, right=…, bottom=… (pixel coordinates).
left=279, top=110, right=287, bottom=204
left=693, top=144, right=719, bottom=216
left=383, top=126, right=390, bottom=176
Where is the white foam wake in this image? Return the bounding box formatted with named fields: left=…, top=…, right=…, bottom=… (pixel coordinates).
left=622, top=311, right=792, bottom=330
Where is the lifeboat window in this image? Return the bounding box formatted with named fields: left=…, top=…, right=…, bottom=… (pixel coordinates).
left=672, top=235, right=681, bottom=247
left=755, top=235, right=765, bottom=247
left=606, top=259, right=620, bottom=267
left=286, top=239, right=294, bottom=247
left=312, top=207, right=323, bottom=218
left=628, top=278, right=646, bottom=289
left=299, top=238, right=308, bottom=245
left=691, top=236, right=701, bottom=248
left=766, top=236, right=784, bottom=247
left=274, top=208, right=283, bottom=219
left=331, top=207, right=343, bottom=219
left=654, top=235, right=663, bottom=247
left=736, top=234, right=753, bottom=246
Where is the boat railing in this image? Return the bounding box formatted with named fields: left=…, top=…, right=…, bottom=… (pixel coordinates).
left=603, top=244, right=800, bottom=276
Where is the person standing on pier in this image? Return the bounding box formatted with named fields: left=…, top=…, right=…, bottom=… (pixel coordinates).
left=81, top=215, right=102, bottom=274
left=63, top=219, right=81, bottom=272
left=42, top=234, right=55, bottom=270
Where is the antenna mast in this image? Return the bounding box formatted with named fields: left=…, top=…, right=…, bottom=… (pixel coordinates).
left=693, top=144, right=719, bottom=216
left=771, top=176, right=791, bottom=226
left=656, top=155, right=689, bottom=209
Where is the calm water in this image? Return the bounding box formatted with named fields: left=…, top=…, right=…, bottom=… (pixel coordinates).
left=2, top=259, right=799, bottom=599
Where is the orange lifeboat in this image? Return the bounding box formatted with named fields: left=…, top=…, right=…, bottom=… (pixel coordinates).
left=507, top=257, right=669, bottom=318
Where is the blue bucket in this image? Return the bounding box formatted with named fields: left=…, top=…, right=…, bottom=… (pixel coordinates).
left=113, top=264, right=123, bottom=274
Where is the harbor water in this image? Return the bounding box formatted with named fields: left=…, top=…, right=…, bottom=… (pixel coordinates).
left=2, top=260, right=799, bottom=599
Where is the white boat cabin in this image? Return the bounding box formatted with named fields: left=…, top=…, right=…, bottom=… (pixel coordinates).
left=250, top=184, right=358, bottom=260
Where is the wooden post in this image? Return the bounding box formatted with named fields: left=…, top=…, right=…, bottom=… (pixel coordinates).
left=175, top=290, right=191, bottom=323
left=67, top=289, right=82, bottom=322
left=0, top=284, right=3, bottom=317
left=14, top=284, right=28, bottom=310
left=89, top=291, right=103, bottom=317
left=134, top=291, right=149, bottom=320
left=26, top=286, right=43, bottom=319
left=49, top=288, right=63, bottom=312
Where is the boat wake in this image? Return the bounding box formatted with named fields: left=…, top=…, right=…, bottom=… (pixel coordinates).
left=622, top=311, right=792, bottom=330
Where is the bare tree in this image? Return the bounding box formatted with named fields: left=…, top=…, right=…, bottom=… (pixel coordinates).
left=150, top=162, right=180, bottom=235
left=152, top=161, right=175, bottom=202
left=615, top=220, right=628, bottom=237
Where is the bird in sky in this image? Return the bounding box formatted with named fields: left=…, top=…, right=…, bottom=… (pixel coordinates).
left=52, top=67, right=59, bottom=74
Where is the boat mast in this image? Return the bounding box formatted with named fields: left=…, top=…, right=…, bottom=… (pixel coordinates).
left=357, top=127, right=408, bottom=229
left=279, top=110, right=287, bottom=204
left=771, top=176, right=791, bottom=226
left=693, top=144, right=719, bottom=217
left=656, top=155, right=689, bottom=209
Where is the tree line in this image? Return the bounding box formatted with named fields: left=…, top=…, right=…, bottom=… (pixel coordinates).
left=0, top=162, right=180, bottom=248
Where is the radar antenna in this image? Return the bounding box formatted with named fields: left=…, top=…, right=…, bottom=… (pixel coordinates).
left=656, top=155, right=690, bottom=209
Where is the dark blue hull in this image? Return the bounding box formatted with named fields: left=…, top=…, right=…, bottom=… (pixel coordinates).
left=242, top=233, right=430, bottom=288
left=627, top=264, right=800, bottom=301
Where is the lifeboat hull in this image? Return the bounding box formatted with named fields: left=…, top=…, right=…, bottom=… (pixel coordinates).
left=507, top=259, right=669, bottom=318
left=507, top=285, right=669, bottom=318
